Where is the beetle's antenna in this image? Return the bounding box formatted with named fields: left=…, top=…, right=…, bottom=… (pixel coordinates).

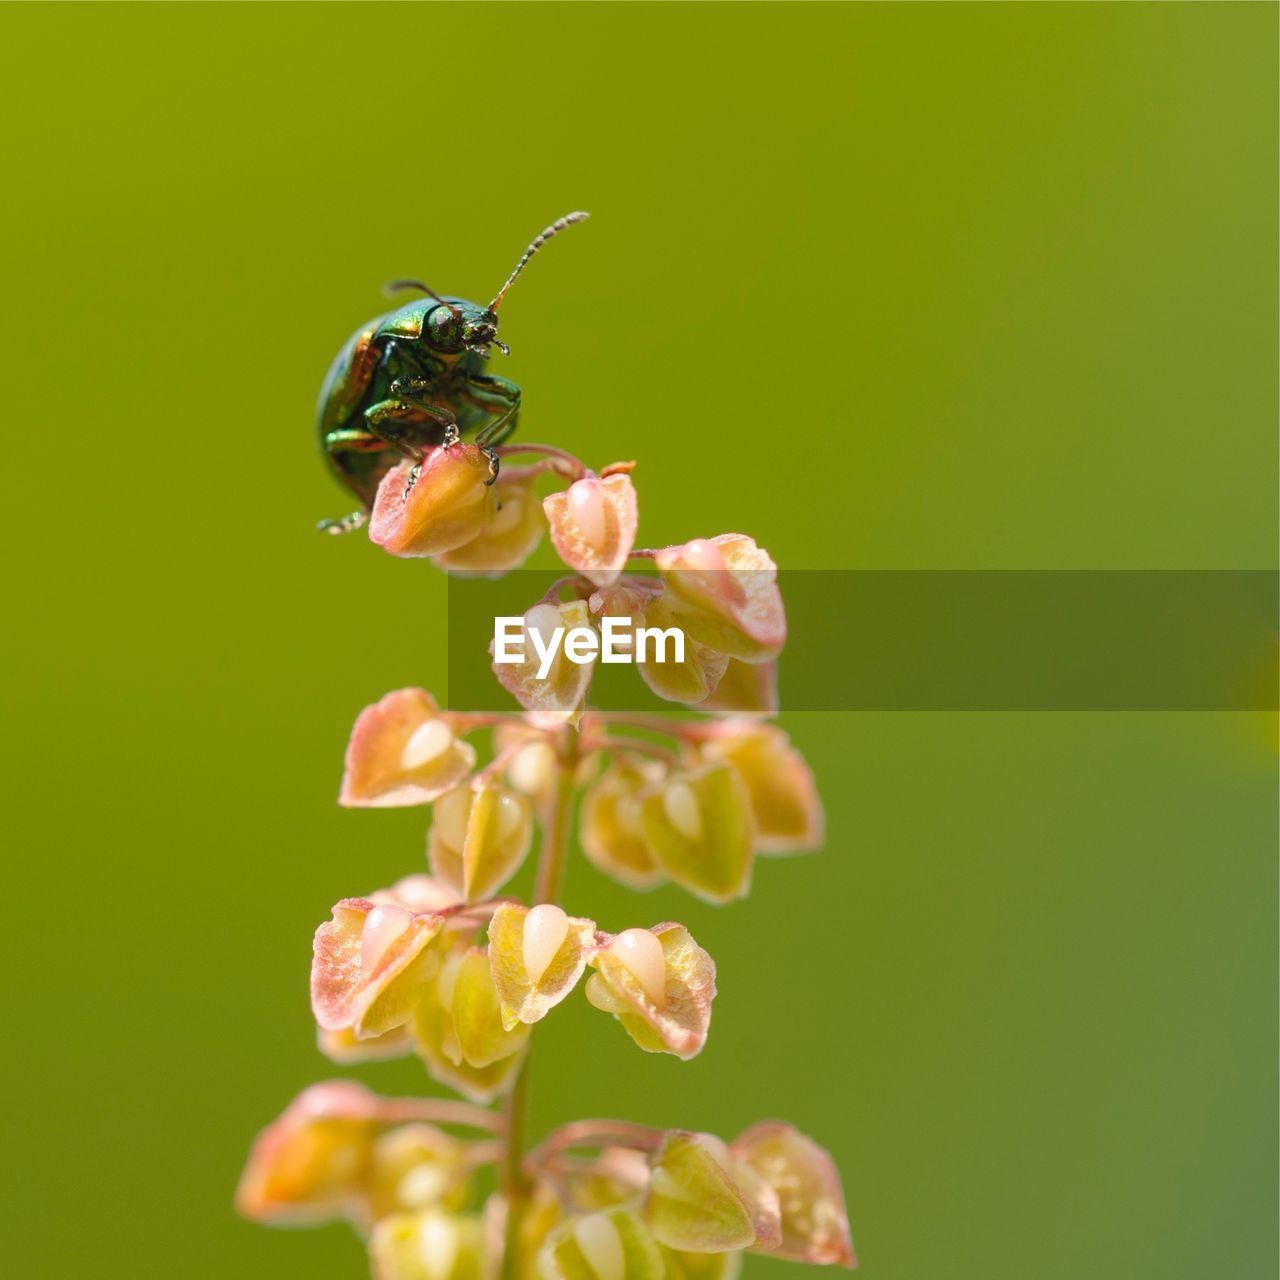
left=385, top=279, right=463, bottom=320
left=489, top=211, right=590, bottom=312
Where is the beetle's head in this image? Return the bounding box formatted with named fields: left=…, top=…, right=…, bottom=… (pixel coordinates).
left=420, top=300, right=507, bottom=357
left=387, top=212, right=589, bottom=361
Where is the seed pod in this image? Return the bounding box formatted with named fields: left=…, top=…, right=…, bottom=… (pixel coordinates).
left=643, top=1131, right=780, bottom=1254
left=427, top=780, right=534, bottom=903
left=369, top=1207, right=486, bottom=1280
left=410, top=948, right=529, bottom=1104
left=639, top=764, right=756, bottom=903
left=311, top=899, right=445, bottom=1039
left=490, top=599, right=596, bottom=728
left=700, top=722, right=824, bottom=854
left=369, top=447, right=494, bottom=558
left=580, top=762, right=667, bottom=891
left=543, top=473, right=639, bottom=587
left=539, top=1209, right=665, bottom=1280
left=236, top=1081, right=380, bottom=1226
left=655, top=534, right=786, bottom=663
left=730, top=1123, right=856, bottom=1268
left=585, top=923, right=716, bottom=1060
left=433, top=470, right=545, bottom=575
left=340, top=688, right=476, bottom=808
left=487, top=902, right=598, bottom=1029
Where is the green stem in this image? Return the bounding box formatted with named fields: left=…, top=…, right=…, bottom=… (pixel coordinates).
left=501, top=738, right=578, bottom=1280
left=533, top=746, right=577, bottom=905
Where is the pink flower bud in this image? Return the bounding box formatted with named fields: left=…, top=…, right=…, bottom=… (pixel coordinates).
left=369, top=446, right=494, bottom=558
left=730, top=1123, right=856, bottom=1267
left=311, top=898, right=445, bottom=1039
left=586, top=923, right=716, bottom=1060
left=340, top=689, right=476, bottom=808
left=236, top=1081, right=380, bottom=1226
left=489, top=599, right=596, bottom=727
left=655, top=534, right=786, bottom=662
left=543, top=473, right=639, bottom=586
left=486, top=901, right=598, bottom=1028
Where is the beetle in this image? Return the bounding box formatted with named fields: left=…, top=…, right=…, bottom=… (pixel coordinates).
left=316, top=211, right=589, bottom=533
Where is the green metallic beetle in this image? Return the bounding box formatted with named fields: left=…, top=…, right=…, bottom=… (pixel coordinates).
left=317, top=211, right=589, bottom=533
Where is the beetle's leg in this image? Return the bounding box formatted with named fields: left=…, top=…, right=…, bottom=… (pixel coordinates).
left=459, top=374, right=520, bottom=482
left=385, top=381, right=463, bottom=444
left=363, top=400, right=433, bottom=463
left=317, top=511, right=369, bottom=536
left=365, top=396, right=461, bottom=500
left=465, top=373, right=521, bottom=449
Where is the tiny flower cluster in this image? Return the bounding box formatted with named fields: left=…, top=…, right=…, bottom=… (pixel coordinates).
left=364, top=441, right=784, bottom=725
left=243, top=434, right=853, bottom=1278
left=338, top=688, right=823, bottom=904
left=239, top=1081, right=854, bottom=1279
left=311, top=872, right=717, bottom=1096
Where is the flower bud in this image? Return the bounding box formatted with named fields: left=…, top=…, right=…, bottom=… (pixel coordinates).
left=427, top=780, right=534, bottom=903
left=432, top=470, right=545, bottom=575
left=487, top=902, right=598, bottom=1028
left=371, top=873, right=464, bottom=915
left=700, top=723, right=823, bottom=853
left=490, top=599, right=596, bottom=727
left=655, top=535, right=785, bottom=662
left=236, top=1081, right=379, bottom=1226
left=639, top=764, right=755, bottom=903
left=586, top=923, right=715, bottom=1060
left=730, top=1123, right=856, bottom=1267
left=644, top=1132, right=779, bottom=1255
left=370, top=1208, right=485, bottom=1280
left=580, top=763, right=666, bottom=891
left=369, top=447, right=494, bottom=558
left=539, top=1209, right=665, bottom=1280
left=543, top=473, right=639, bottom=586
left=450, top=946, right=531, bottom=1068
left=411, top=948, right=528, bottom=1103
left=368, top=1124, right=471, bottom=1218
left=312, top=899, right=445, bottom=1039
left=633, top=593, right=730, bottom=706
left=340, top=689, right=476, bottom=808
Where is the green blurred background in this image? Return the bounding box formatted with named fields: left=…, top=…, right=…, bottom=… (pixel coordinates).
left=2, top=3, right=1275, bottom=1277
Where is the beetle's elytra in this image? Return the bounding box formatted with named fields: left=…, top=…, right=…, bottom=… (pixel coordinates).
left=317, top=212, right=590, bottom=533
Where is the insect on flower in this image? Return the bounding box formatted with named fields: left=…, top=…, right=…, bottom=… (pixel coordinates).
left=317, top=211, right=590, bottom=533
left=244, top=213, right=857, bottom=1280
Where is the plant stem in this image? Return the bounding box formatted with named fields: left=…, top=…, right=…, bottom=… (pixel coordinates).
left=501, top=737, right=579, bottom=1280
left=375, top=1097, right=506, bottom=1133
left=533, top=744, right=577, bottom=905
left=494, top=442, right=588, bottom=479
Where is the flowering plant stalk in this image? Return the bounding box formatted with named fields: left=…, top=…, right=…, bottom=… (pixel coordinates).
left=239, top=435, right=856, bottom=1279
